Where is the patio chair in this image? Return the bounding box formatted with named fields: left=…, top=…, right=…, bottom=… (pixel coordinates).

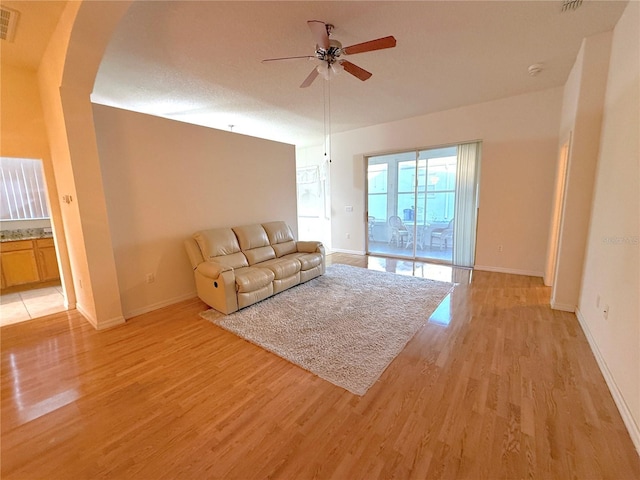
left=368, top=216, right=376, bottom=241
left=430, top=218, right=454, bottom=249
left=388, top=215, right=409, bottom=247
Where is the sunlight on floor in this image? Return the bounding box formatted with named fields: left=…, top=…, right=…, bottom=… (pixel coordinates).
left=365, top=256, right=471, bottom=284
left=0, top=285, right=66, bottom=327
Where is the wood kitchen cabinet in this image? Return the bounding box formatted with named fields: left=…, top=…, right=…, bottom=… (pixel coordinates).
left=0, top=238, right=60, bottom=291
left=36, top=238, right=60, bottom=281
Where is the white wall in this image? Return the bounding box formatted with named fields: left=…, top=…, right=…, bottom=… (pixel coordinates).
left=38, top=1, right=131, bottom=329
left=577, top=1, right=639, bottom=451
left=552, top=32, right=613, bottom=311
left=326, top=88, right=562, bottom=275
left=93, top=104, right=297, bottom=318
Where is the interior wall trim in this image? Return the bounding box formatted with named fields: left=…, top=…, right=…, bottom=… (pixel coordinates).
left=550, top=301, right=576, bottom=312
left=123, top=291, right=197, bottom=320
left=76, top=303, right=125, bottom=330
left=473, top=265, right=543, bottom=278
left=330, top=248, right=366, bottom=256
left=575, top=307, right=640, bottom=456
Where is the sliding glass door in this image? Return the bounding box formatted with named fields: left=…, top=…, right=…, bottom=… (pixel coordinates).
left=366, top=142, right=480, bottom=266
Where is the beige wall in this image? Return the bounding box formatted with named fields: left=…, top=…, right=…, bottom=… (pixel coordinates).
left=1, top=61, right=73, bottom=308
left=1, top=66, right=50, bottom=157
left=577, top=1, right=639, bottom=451
left=552, top=32, right=613, bottom=311
left=37, top=1, right=130, bottom=329
left=324, top=88, right=562, bottom=275
left=92, top=105, right=297, bottom=318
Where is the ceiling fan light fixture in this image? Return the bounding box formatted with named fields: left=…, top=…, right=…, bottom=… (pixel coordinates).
left=264, top=20, right=396, bottom=88
left=317, top=64, right=331, bottom=80
left=330, top=61, right=344, bottom=75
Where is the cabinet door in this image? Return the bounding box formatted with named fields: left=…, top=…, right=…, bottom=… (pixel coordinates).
left=37, top=245, right=60, bottom=281
left=1, top=250, right=40, bottom=286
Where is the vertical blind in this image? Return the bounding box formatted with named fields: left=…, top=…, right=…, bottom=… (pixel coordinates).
left=0, top=157, right=50, bottom=220
left=453, top=142, right=481, bottom=268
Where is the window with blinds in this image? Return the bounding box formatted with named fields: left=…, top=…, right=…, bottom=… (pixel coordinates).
left=0, top=157, right=50, bottom=220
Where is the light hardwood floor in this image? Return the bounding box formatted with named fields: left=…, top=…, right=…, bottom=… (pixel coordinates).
left=1, top=254, right=638, bottom=479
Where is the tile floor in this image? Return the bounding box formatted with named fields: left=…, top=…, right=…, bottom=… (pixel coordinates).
left=0, top=285, right=66, bottom=327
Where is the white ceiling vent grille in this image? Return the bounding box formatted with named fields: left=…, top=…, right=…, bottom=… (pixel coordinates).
left=561, top=0, right=583, bottom=12
left=0, top=6, right=20, bottom=42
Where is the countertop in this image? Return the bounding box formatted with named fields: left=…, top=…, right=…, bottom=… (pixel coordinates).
left=0, top=229, right=54, bottom=243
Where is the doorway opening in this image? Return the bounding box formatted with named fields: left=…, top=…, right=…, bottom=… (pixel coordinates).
left=0, top=157, right=64, bottom=326
left=545, top=136, right=571, bottom=287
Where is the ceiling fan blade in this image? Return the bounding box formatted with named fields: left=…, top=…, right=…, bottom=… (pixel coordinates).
left=300, top=67, right=320, bottom=88
left=341, top=60, right=373, bottom=81
left=262, top=55, right=315, bottom=63
left=343, top=36, right=397, bottom=55
left=307, top=20, right=329, bottom=50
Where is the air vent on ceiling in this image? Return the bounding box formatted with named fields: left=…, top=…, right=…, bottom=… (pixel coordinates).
left=0, top=6, right=20, bottom=42
left=561, top=0, right=583, bottom=12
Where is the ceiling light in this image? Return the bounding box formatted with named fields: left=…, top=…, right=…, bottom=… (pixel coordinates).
left=528, top=64, right=544, bottom=77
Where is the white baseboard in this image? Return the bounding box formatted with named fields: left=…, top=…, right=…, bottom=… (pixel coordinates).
left=96, top=315, right=126, bottom=330
left=123, top=291, right=197, bottom=319
left=75, top=304, right=95, bottom=328
left=473, top=265, right=544, bottom=277
left=575, top=307, right=640, bottom=455
left=550, top=301, right=576, bottom=312
left=330, top=248, right=367, bottom=255
left=76, top=303, right=125, bottom=330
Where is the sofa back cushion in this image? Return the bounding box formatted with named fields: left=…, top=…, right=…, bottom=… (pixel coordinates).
left=263, top=221, right=297, bottom=257
left=233, top=224, right=276, bottom=266
left=193, top=228, right=248, bottom=269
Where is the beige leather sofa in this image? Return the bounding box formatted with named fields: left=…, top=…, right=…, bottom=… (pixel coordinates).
left=185, top=221, right=325, bottom=314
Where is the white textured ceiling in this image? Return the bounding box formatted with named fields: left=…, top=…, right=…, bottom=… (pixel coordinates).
left=8, top=1, right=627, bottom=147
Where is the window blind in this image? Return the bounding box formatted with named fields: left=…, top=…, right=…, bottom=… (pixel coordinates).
left=0, top=157, right=50, bottom=220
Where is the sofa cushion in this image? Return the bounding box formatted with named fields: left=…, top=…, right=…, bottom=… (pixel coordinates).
left=234, top=267, right=275, bottom=293
left=233, top=224, right=270, bottom=250
left=272, top=241, right=297, bottom=257
left=215, top=252, right=249, bottom=270
left=263, top=221, right=295, bottom=244
left=244, top=246, right=276, bottom=265
left=297, top=241, right=322, bottom=253
left=258, top=257, right=301, bottom=279
left=233, top=224, right=277, bottom=265
left=287, top=252, right=323, bottom=271
left=263, top=221, right=297, bottom=257
left=194, top=228, right=241, bottom=259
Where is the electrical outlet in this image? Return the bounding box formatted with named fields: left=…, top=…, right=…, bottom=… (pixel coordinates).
left=498, top=245, right=503, bottom=253
left=146, top=273, right=155, bottom=284
left=346, top=233, right=351, bottom=239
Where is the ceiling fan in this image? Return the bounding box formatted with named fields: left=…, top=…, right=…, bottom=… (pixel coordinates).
left=263, top=20, right=397, bottom=88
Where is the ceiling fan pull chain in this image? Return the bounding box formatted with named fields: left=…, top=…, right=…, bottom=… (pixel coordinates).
left=323, top=78, right=327, bottom=160
left=328, top=76, right=332, bottom=163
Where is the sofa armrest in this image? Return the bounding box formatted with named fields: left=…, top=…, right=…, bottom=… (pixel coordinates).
left=297, top=241, right=324, bottom=254
left=196, top=261, right=232, bottom=279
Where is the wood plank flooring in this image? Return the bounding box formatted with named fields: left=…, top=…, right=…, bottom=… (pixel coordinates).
left=1, top=253, right=638, bottom=479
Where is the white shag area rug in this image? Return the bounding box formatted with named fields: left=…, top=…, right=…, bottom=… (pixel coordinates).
left=200, top=264, right=453, bottom=395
